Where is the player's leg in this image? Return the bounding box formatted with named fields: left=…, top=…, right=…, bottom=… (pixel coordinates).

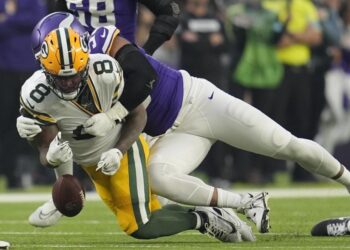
left=84, top=136, right=244, bottom=242
left=148, top=132, right=270, bottom=233
left=185, top=77, right=350, bottom=190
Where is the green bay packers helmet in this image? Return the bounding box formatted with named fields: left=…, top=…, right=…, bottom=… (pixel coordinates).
left=39, top=27, right=89, bottom=100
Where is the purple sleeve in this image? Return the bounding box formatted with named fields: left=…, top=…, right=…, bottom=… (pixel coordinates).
left=89, top=26, right=120, bottom=55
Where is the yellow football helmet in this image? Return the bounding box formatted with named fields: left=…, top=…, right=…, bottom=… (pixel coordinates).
left=39, top=27, right=89, bottom=100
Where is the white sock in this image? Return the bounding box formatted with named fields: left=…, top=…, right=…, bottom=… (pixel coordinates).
left=334, top=165, right=350, bottom=188
left=216, top=188, right=243, bottom=208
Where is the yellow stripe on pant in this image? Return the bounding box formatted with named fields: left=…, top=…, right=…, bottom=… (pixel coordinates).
left=83, top=135, right=161, bottom=235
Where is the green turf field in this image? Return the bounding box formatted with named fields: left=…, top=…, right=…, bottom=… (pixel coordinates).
left=1, top=196, right=350, bottom=249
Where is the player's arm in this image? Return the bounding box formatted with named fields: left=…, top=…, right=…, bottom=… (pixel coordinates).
left=114, top=104, right=147, bottom=154
left=19, top=103, right=72, bottom=168
left=85, top=33, right=157, bottom=137
left=139, top=0, right=180, bottom=55
left=96, top=103, right=147, bottom=176
left=29, top=125, right=59, bottom=167
left=110, top=36, right=157, bottom=112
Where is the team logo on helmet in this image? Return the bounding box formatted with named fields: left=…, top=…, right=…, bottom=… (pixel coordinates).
left=80, top=36, right=89, bottom=53
left=40, top=41, right=49, bottom=59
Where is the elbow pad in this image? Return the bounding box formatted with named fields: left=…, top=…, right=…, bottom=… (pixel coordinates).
left=115, top=44, right=157, bottom=111
left=140, top=0, right=180, bottom=54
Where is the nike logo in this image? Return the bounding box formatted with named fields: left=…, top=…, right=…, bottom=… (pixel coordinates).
left=26, top=99, right=35, bottom=109
left=208, top=91, right=214, bottom=100
left=38, top=208, right=59, bottom=220
left=146, top=79, right=155, bottom=89
left=101, top=28, right=107, bottom=38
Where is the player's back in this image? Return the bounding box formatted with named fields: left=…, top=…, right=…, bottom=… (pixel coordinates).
left=20, top=53, right=124, bottom=165
left=65, top=0, right=137, bottom=41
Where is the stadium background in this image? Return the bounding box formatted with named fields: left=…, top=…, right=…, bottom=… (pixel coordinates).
left=1, top=0, right=350, bottom=190
left=1, top=0, right=350, bottom=248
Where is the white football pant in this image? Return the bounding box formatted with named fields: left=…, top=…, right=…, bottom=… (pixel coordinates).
left=149, top=70, right=345, bottom=206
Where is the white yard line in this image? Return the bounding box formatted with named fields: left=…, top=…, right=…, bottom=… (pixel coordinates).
left=0, top=188, right=347, bottom=202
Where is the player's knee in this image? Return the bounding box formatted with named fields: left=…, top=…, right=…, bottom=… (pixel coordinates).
left=130, top=226, right=160, bottom=240
left=149, top=163, right=176, bottom=195
left=277, top=137, right=314, bottom=162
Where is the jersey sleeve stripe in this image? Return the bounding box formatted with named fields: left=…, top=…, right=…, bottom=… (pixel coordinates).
left=86, top=76, right=103, bottom=113
left=106, top=28, right=120, bottom=55
left=19, top=96, right=56, bottom=124
left=70, top=101, right=94, bottom=116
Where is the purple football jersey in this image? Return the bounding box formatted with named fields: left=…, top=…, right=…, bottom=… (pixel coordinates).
left=89, top=26, right=184, bottom=136
left=66, top=0, right=137, bottom=42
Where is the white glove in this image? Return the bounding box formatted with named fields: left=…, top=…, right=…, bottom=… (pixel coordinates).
left=16, top=115, right=42, bottom=140
left=46, top=132, right=73, bottom=167
left=83, top=102, right=129, bottom=137
left=83, top=113, right=116, bottom=137
left=96, top=148, right=123, bottom=175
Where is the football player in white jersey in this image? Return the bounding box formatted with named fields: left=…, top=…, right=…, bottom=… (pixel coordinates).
left=18, top=13, right=270, bottom=234
left=20, top=26, right=256, bottom=243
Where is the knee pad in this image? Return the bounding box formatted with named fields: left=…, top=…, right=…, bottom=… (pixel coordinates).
left=149, top=163, right=176, bottom=195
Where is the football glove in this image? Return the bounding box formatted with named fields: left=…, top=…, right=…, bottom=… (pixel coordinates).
left=96, top=148, right=123, bottom=175
left=83, top=102, right=128, bottom=137
left=16, top=115, right=42, bottom=140
left=83, top=113, right=116, bottom=137
left=46, top=132, right=73, bottom=167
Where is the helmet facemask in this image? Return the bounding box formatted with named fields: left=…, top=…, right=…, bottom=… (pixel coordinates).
left=44, top=64, right=89, bottom=101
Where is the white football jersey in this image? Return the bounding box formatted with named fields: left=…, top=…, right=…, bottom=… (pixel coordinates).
left=20, top=53, right=124, bottom=166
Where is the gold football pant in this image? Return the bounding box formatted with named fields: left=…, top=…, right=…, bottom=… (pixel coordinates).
left=83, top=135, right=161, bottom=235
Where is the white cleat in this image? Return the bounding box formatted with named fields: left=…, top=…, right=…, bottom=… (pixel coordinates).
left=28, top=199, right=62, bottom=227
left=238, top=192, right=270, bottom=233
left=220, top=208, right=256, bottom=241
left=194, top=207, right=242, bottom=243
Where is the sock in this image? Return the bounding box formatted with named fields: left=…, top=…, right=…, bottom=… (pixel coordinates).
left=131, top=204, right=198, bottom=239
left=216, top=188, right=243, bottom=208
left=333, top=165, right=350, bottom=188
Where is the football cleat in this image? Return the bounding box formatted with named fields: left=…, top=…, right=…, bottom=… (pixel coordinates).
left=219, top=208, right=256, bottom=241
left=311, top=217, right=350, bottom=236
left=238, top=192, right=270, bottom=233
left=28, top=199, right=63, bottom=227
left=194, top=207, right=242, bottom=243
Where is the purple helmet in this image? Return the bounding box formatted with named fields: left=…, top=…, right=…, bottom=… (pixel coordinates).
left=31, top=12, right=88, bottom=60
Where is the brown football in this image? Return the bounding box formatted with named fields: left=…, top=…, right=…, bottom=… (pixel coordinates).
left=52, top=174, right=85, bottom=217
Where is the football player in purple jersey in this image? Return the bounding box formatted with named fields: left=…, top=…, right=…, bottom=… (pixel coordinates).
left=54, top=0, right=180, bottom=55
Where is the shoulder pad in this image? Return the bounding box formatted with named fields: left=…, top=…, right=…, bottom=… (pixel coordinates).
left=89, top=26, right=120, bottom=55
left=20, top=71, right=56, bottom=125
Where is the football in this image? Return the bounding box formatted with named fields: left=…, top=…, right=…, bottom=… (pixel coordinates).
left=52, top=174, right=85, bottom=217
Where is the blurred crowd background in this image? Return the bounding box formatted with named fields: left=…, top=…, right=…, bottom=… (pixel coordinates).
left=2, top=0, right=350, bottom=190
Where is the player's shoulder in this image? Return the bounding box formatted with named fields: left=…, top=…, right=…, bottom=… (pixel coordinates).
left=20, top=70, right=52, bottom=105
left=88, top=54, right=123, bottom=89
left=89, top=53, right=122, bottom=75
left=20, top=70, right=57, bottom=124
left=89, top=25, right=120, bottom=54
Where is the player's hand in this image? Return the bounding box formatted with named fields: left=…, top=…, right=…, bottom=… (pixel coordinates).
left=83, top=113, right=116, bottom=137
left=46, top=132, right=73, bottom=167
left=96, top=148, right=123, bottom=175
left=16, top=115, right=42, bottom=140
